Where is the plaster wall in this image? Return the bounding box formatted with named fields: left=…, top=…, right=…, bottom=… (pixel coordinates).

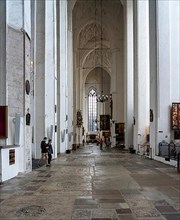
left=1, top=116, right=25, bottom=182
left=0, top=1, right=33, bottom=181
left=149, top=0, right=158, bottom=157
left=24, top=0, right=31, bottom=37
left=67, top=30, right=74, bottom=148
left=6, top=27, right=24, bottom=118
left=169, top=1, right=180, bottom=142
left=157, top=1, right=171, bottom=143
left=45, top=0, right=55, bottom=148
left=124, top=0, right=134, bottom=149
left=7, top=0, right=31, bottom=36
left=34, top=1, right=45, bottom=158
left=0, top=0, right=7, bottom=122
left=7, top=0, right=23, bottom=29
left=170, top=1, right=180, bottom=102
left=1, top=147, right=20, bottom=182
left=24, top=35, right=31, bottom=173
left=133, top=0, right=150, bottom=151
left=59, top=0, right=68, bottom=152
left=137, top=0, right=149, bottom=142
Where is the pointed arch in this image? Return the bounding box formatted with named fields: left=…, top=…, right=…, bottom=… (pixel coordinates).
left=88, top=88, right=98, bottom=131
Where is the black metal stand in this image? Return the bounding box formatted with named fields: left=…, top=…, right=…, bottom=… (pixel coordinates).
left=177, top=153, right=180, bottom=172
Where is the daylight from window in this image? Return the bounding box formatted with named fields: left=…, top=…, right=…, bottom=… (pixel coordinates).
left=88, top=89, right=97, bottom=131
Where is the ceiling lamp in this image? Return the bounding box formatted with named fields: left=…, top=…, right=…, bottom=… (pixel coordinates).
left=95, top=0, right=109, bottom=103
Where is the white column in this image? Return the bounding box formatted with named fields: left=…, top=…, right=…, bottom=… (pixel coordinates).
left=170, top=1, right=180, bottom=103
left=111, top=52, right=117, bottom=121
left=124, top=0, right=134, bottom=149
left=0, top=1, right=7, bottom=146
left=34, top=0, right=45, bottom=158
left=45, top=0, right=56, bottom=157
left=59, top=0, right=68, bottom=152
left=156, top=1, right=171, bottom=145
left=134, top=0, right=150, bottom=153
left=76, top=53, right=81, bottom=145
left=110, top=52, right=117, bottom=146
left=149, top=0, right=158, bottom=158
left=0, top=1, right=7, bottom=107
left=56, top=0, right=60, bottom=154
left=67, top=6, right=74, bottom=149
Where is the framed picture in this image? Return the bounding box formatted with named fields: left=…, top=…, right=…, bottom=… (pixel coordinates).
left=115, top=123, right=124, bottom=134
left=0, top=106, right=8, bottom=138
left=171, top=103, right=180, bottom=130
left=100, top=115, right=110, bottom=131
left=9, top=149, right=15, bottom=165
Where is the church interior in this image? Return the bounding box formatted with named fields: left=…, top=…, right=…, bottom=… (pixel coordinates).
left=0, top=0, right=180, bottom=219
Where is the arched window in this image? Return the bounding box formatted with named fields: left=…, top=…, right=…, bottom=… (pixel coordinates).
left=88, top=89, right=97, bottom=131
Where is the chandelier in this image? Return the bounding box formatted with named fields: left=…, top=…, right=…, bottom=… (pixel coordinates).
left=96, top=91, right=109, bottom=102
left=95, top=0, right=109, bottom=103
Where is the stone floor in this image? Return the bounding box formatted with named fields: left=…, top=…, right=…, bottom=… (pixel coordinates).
left=0, top=144, right=180, bottom=220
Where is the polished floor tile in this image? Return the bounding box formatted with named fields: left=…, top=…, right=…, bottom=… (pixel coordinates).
left=0, top=144, right=180, bottom=220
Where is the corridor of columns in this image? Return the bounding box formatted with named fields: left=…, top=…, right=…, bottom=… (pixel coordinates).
left=0, top=4, right=180, bottom=220
left=0, top=144, right=179, bottom=220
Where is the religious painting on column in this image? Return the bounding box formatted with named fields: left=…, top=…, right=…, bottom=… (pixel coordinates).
left=171, top=103, right=180, bottom=130
left=115, top=122, right=125, bottom=143
left=100, top=115, right=110, bottom=131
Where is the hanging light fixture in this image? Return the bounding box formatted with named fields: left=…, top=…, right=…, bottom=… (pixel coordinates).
left=96, top=0, right=109, bottom=103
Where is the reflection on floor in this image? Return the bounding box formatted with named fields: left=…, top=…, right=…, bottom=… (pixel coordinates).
left=0, top=144, right=180, bottom=220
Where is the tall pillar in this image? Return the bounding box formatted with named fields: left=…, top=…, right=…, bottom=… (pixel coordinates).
left=111, top=51, right=117, bottom=147
left=169, top=1, right=180, bottom=130
left=156, top=1, right=180, bottom=148
left=0, top=1, right=6, bottom=110
left=34, top=0, right=45, bottom=158
left=149, top=0, right=158, bottom=158
left=124, top=0, right=134, bottom=149
left=67, top=29, right=73, bottom=149
left=45, top=0, right=56, bottom=156
left=59, top=0, right=68, bottom=152
left=0, top=1, right=6, bottom=181
left=133, top=0, right=150, bottom=153
left=156, top=1, right=171, bottom=146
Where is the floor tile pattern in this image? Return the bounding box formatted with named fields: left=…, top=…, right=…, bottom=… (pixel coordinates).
left=0, top=144, right=180, bottom=220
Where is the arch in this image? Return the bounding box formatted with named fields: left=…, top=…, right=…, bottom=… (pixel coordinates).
left=72, top=0, right=124, bottom=48
left=83, top=66, right=111, bottom=89
left=77, top=22, right=110, bottom=49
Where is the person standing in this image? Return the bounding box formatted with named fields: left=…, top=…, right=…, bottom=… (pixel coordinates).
left=47, top=139, right=53, bottom=166
left=38, top=137, right=48, bottom=167
left=100, top=138, right=103, bottom=150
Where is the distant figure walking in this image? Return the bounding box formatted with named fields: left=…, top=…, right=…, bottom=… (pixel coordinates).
left=38, top=137, right=48, bottom=166
left=47, top=139, right=53, bottom=166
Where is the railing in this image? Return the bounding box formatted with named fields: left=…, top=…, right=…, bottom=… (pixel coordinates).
left=177, top=153, right=180, bottom=172
left=158, top=141, right=180, bottom=172
left=158, top=141, right=180, bottom=161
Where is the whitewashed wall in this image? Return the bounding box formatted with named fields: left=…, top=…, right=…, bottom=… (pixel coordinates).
left=0, top=0, right=32, bottom=182
left=59, top=0, right=68, bottom=152
left=45, top=0, right=55, bottom=151
left=157, top=0, right=171, bottom=144
left=7, top=0, right=23, bottom=28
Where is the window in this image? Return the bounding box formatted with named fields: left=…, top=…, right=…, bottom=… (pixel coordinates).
left=88, top=89, right=97, bottom=131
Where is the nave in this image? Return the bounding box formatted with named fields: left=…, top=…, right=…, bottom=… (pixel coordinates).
left=0, top=144, right=179, bottom=220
